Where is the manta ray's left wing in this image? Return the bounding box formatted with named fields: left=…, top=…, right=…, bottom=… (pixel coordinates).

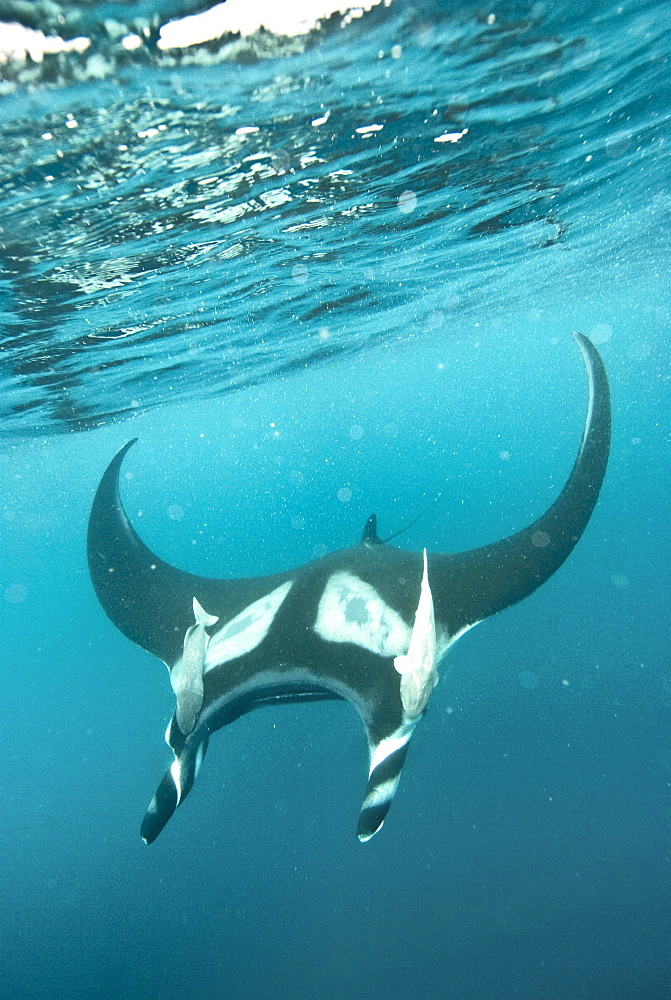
left=87, top=438, right=294, bottom=666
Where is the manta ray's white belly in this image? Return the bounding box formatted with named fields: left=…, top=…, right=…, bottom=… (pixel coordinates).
left=314, top=571, right=411, bottom=657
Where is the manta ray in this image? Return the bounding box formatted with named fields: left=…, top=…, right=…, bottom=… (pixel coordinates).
left=87, top=333, right=610, bottom=844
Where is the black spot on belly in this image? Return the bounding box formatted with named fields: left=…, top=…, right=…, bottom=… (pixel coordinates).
left=345, top=596, right=370, bottom=625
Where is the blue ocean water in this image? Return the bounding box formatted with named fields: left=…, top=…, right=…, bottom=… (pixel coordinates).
left=0, top=2, right=669, bottom=999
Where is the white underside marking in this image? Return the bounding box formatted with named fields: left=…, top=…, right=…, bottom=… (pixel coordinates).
left=170, top=760, right=182, bottom=804
left=434, top=621, right=477, bottom=666
left=194, top=742, right=205, bottom=780
left=205, top=581, right=293, bottom=671
left=574, top=331, right=596, bottom=453
left=314, top=571, right=411, bottom=657
left=199, top=663, right=386, bottom=734
left=369, top=725, right=415, bottom=774
left=362, top=776, right=400, bottom=809
left=197, top=666, right=324, bottom=724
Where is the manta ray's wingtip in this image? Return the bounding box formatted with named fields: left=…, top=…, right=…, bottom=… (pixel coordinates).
left=357, top=830, right=377, bottom=843
left=571, top=329, right=600, bottom=360
left=101, top=437, right=138, bottom=475
left=117, top=437, right=138, bottom=458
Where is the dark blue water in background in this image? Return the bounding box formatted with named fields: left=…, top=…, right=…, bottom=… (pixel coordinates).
left=0, top=2, right=669, bottom=998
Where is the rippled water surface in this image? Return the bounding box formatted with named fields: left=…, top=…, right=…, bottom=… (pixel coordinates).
left=0, top=0, right=668, bottom=436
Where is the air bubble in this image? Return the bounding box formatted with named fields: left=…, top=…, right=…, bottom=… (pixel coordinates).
left=604, top=132, right=631, bottom=158
left=518, top=670, right=539, bottom=691
left=588, top=323, right=612, bottom=344
left=398, top=190, right=417, bottom=214
left=4, top=584, right=28, bottom=603
left=292, top=263, right=308, bottom=284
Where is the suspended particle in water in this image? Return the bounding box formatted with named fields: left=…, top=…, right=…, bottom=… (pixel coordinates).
left=289, top=471, right=304, bottom=486
left=349, top=425, right=364, bottom=440
left=337, top=487, right=352, bottom=502
left=167, top=504, right=184, bottom=520
left=531, top=530, right=551, bottom=548
left=291, top=515, right=306, bottom=530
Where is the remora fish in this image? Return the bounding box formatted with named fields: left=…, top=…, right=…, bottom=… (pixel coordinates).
left=171, top=597, right=219, bottom=735
left=394, top=549, right=437, bottom=720
left=87, top=333, right=610, bottom=844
